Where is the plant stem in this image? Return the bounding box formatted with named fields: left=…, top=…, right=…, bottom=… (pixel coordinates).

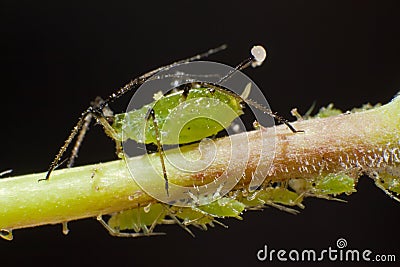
left=1, top=94, right=399, bottom=235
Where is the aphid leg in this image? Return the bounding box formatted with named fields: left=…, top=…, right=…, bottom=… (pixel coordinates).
left=42, top=105, right=121, bottom=182
left=146, top=108, right=169, bottom=196
left=68, top=97, right=115, bottom=167
left=67, top=112, right=93, bottom=168
left=208, top=83, right=303, bottom=133
left=96, top=215, right=165, bottom=237
left=45, top=45, right=227, bottom=180
left=377, top=186, right=400, bottom=203
left=294, top=192, right=307, bottom=207
left=178, top=210, right=214, bottom=230
left=182, top=216, right=207, bottom=228
left=374, top=177, right=400, bottom=203
left=303, top=192, right=347, bottom=202
left=164, top=208, right=195, bottom=237
left=40, top=108, right=93, bottom=182
left=92, top=111, right=124, bottom=158
left=246, top=99, right=304, bottom=133
left=273, top=112, right=303, bottom=133
left=212, top=219, right=228, bottom=229
left=179, top=83, right=192, bottom=101
left=266, top=202, right=299, bottom=215
left=148, top=208, right=166, bottom=234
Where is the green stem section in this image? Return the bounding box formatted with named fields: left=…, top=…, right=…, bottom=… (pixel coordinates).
left=1, top=94, right=399, bottom=233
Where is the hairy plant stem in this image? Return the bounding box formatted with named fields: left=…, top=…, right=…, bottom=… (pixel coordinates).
left=0, top=94, right=399, bottom=234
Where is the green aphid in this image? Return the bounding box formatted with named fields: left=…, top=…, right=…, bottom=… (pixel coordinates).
left=197, top=197, right=246, bottom=218
left=312, top=102, right=381, bottom=119
left=101, top=198, right=246, bottom=236
left=102, top=203, right=167, bottom=237
left=174, top=198, right=245, bottom=230
left=112, top=84, right=244, bottom=145
left=174, top=207, right=215, bottom=229
left=314, top=103, right=343, bottom=118
left=350, top=103, right=381, bottom=113
left=240, top=187, right=304, bottom=212
left=314, top=173, right=357, bottom=196
left=289, top=172, right=356, bottom=199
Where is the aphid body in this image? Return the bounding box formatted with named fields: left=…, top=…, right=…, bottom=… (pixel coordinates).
left=112, top=84, right=245, bottom=145
left=289, top=172, right=357, bottom=199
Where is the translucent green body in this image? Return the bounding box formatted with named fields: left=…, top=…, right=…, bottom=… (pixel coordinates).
left=112, top=85, right=244, bottom=145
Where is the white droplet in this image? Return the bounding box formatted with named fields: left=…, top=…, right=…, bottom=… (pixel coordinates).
left=153, top=91, right=164, bottom=100
left=231, top=123, right=241, bottom=133
left=251, top=45, right=267, bottom=67
left=62, top=222, right=69, bottom=235
left=0, top=229, right=13, bottom=241
left=144, top=203, right=151, bottom=213
left=130, top=191, right=143, bottom=200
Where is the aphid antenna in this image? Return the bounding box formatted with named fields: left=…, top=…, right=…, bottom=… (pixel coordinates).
left=217, top=45, right=267, bottom=85
left=213, top=45, right=302, bottom=133
left=98, top=44, right=228, bottom=111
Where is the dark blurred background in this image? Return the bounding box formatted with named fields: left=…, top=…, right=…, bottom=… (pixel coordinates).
left=1, top=1, right=399, bottom=266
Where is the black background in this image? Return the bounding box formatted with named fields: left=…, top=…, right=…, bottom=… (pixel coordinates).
left=1, top=1, right=400, bottom=267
